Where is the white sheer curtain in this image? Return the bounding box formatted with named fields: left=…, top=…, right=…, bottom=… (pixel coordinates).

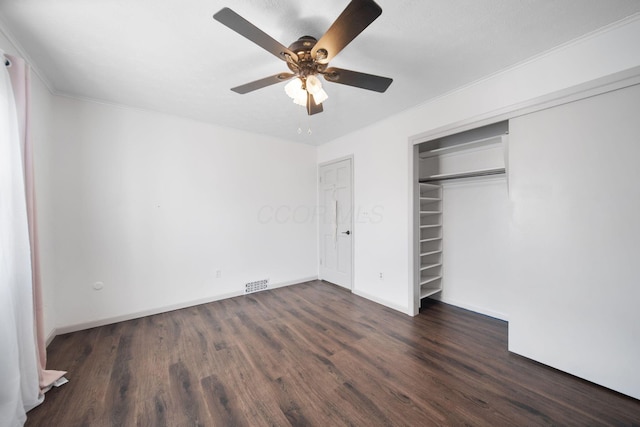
left=0, top=52, right=42, bottom=426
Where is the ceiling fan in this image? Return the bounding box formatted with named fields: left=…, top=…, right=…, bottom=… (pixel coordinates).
left=213, top=0, right=393, bottom=115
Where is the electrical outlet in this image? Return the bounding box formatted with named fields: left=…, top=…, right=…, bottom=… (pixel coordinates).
left=216, top=270, right=222, bottom=278
left=379, top=272, right=383, bottom=280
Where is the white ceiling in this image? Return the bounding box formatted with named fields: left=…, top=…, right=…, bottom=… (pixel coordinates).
left=1, top=0, right=639, bottom=144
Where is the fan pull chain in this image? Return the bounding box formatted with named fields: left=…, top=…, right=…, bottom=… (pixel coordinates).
left=296, top=105, right=313, bottom=136
left=296, top=108, right=312, bottom=136
left=296, top=107, right=305, bottom=135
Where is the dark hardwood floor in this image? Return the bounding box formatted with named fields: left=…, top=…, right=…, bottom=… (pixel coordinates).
left=26, top=280, right=639, bottom=426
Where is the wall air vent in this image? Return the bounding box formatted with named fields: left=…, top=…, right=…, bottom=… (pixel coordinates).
left=245, top=279, right=269, bottom=294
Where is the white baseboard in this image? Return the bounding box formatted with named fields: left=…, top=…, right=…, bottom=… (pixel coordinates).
left=45, top=328, right=57, bottom=347
left=55, top=276, right=318, bottom=335
left=429, top=294, right=509, bottom=321
left=352, top=288, right=410, bottom=315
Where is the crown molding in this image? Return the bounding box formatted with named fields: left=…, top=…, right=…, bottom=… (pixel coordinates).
left=0, top=15, right=57, bottom=94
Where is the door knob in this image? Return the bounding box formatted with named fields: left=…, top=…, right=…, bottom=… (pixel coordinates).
left=341, top=230, right=351, bottom=235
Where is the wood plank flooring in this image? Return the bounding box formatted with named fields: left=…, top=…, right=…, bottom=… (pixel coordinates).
left=26, top=280, right=640, bottom=426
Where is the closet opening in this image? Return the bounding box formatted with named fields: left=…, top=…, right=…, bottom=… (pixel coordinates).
left=411, top=121, right=511, bottom=317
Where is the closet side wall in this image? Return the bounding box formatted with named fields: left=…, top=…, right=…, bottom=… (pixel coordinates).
left=508, top=83, right=640, bottom=399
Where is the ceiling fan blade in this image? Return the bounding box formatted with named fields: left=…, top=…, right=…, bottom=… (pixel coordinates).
left=213, top=8, right=298, bottom=62
left=311, top=0, right=382, bottom=64
left=323, top=67, right=392, bottom=92
left=307, top=92, right=323, bottom=115
left=231, top=73, right=295, bottom=94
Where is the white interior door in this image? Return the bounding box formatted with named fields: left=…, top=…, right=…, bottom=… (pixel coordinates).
left=319, top=158, right=352, bottom=289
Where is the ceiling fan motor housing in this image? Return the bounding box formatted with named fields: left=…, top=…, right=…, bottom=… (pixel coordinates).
left=286, top=36, right=328, bottom=78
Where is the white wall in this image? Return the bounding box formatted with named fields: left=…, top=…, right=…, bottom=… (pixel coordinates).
left=318, top=124, right=412, bottom=311
left=508, top=83, right=640, bottom=400
left=4, top=28, right=318, bottom=335
left=318, top=16, right=640, bottom=316
left=50, top=97, right=318, bottom=331
left=318, top=15, right=640, bottom=398
left=1, top=32, right=57, bottom=341
left=30, top=67, right=57, bottom=341
left=5, top=26, right=318, bottom=333
left=439, top=177, right=511, bottom=320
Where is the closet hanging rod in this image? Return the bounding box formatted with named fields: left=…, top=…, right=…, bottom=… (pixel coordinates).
left=420, top=168, right=506, bottom=183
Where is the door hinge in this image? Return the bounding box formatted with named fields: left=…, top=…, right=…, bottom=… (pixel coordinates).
left=320, top=258, right=323, bottom=265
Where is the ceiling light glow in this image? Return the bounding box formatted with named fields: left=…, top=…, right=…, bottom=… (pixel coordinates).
left=285, top=75, right=328, bottom=107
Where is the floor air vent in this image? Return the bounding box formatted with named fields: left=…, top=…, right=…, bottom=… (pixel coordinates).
left=245, top=279, right=269, bottom=294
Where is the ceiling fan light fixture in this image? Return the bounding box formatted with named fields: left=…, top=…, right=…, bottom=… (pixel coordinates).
left=285, top=78, right=309, bottom=106
left=284, top=77, right=304, bottom=99
left=313, top=88, right=329, bottom=104
left=285, top=75, right=328, bottom=107
left=292, top=93, right=308, bottom=106
left=305, top=75, right=323, bottom=95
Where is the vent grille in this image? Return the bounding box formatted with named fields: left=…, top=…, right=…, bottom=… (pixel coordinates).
left=245, top=279, right=269, bottom=294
